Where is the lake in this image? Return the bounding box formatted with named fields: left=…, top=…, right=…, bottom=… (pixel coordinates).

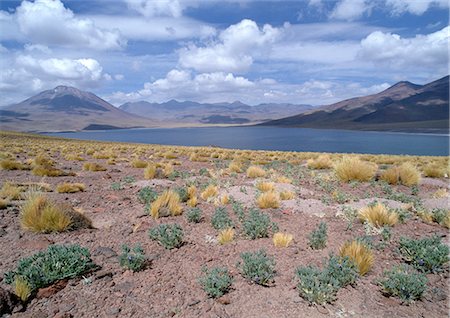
left=46, top=127, right=449, bottom=156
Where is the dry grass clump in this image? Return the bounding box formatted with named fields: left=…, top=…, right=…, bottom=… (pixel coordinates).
left=334, top=156, right=377, bottom=182
left=279, top=190, right=295, bottom=200
left=275, top=176, right=292, bottom=184
left=359, top=202, right=398, bottom=228
left=187, top=185, right=198, bottom=207
left=64, top=154, right=85, bottom=161
left=422, top=163, right=446, bottom=178
left=257, top=191, right=280, bottom=209
left=144, top=163, right=157, bottom=179
left=201, top=185, right=219, bottom=201
left=228, top=161, right=243, bottom=173
left=246, top=166, right=266, bottom=178
left=20, top=193, right=72, bottom=233
left=397, top=163, right=421, bottom=186
left=273, top=232, right=293, bottom=247
left=380, top=167, right=399, bottom=184
left=32, top=166, right=65, bottom=177
left=163, top=163, right=174, bottom=177
left=83, top=162, right=107, bottom=172
left=339, top=240, right=374, bottom=276
left=0, top=182, right=23, bottom=200
left=307, top=155, right=333, bottom=169
left=14, top=277, right=32, bottom=302
left=256, top=182, right=275, bottom=193
left=189, top=153, right=208, bottom=162
left=150, top=190, right=182, bottom=219
left=218, top=228, right=235, bottom=245
left=219, top=194, right=230, bottom=205
left=432, top=188, right=448, bottom=198
left=92, top=152, right=111, bottom=159
left=33, top=154, right=54, bottom=167
left=131, top=159, right=148, bottom=168
left=56, top=183, right=85, bottom=193
left=0, top=159, right=26, bottom=170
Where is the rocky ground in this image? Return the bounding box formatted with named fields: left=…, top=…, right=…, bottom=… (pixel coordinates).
left=0, top=133, right=448, bottom=318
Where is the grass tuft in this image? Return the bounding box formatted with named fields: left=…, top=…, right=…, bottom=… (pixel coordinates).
left=150, top=190, right=182, bottom=219
left=56, top=183, right=85, bottom=193
left=339, top=240, right=374, bottom=275
left=246, top=166, right=266, bottom=178
left=257, top=191, right=280, bottom=209
left=256, top=181, right=275, bottom=192
left=201, top=185, right=218, bottom=201
left=359, top=202, right=398, bottom=228
left=307, top=155, right=333, bottom=169
left=334, top=156, right=376, bottom=182
left=218, top=228, right=235, bottom=245
left=273, top=232, right=293, bottom=247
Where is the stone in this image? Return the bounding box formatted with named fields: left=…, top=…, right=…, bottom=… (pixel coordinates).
left=217, top=295, right=231, bottom=305
left=36, top=280, right=68, bottom=299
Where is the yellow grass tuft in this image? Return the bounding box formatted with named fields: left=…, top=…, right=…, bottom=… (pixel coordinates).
left=246, top=166, right=266, bottom=178
left=131, top=159, right=148, bottom=168
left=432, top=188, right=448, bottom=198
left=275, top=176, right=292, bottom=184
left=150, top=190, right=182, bottom=219
left=187, top=196, right=198, bottom=207
left=56, top=183, right=85, bottom=193
left=14, top=276, right=32, bottom=302
left=32, top=166, right=65, bottom=177
left=257, top=191, right=280, bottom=209
left=83, top=162, right=107, bottom=172
left=380, top=167, right=400, bottom=185
left=163, top=163, right=174, bottom=177
left=339, top=240, right=374, bottom=276
left=220, top=194, right=230, bottom=205
left=334, top=156, right=377, bottom=182
left=423, top=163, right=446, bottom=178
left=0, top=159, right=25, bottom=170
left=20, top=193, right=72, bottom=233
left=144, top=164, right=157, bottom=179
left=273, top=232, right=293, bottom=247
left=201, top=185, right=219, bottom=201
left=397, top=163, right=421, bottom=186
left=256, top=181, right=275, bottom=192
left=307, top=155, right=333, bottom=169
left=359, top=202, right=398, bottom=228
left=0, top=182, right=23, bottom=200
left=218, top=228, right=235, bottom=245
left=187, top=185, right=197, bottom=199
left=279, top=190, right=295, bottom=200
left=417, top=210, right=434, bottom=223
left=228, top=161, right=242, bottom=173
left=33, top=154, right=54, bottom=167
left=64, top=154, right=85, bottom=161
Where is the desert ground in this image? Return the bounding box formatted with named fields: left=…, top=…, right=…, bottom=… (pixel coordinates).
left=0, top=131, right=448, bottom=318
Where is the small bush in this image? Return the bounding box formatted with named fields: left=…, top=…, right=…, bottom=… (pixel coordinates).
left=339, top=240, right=374, bottom=275
left=199, top=266, right=233, bottom=298
left=431, top=208, right=450, bottom=227
left=150, top=190, right=182, bottom=219
left=359, top=202, right=398, bottom=228
left=4, top=244, right=97, bottom=300
left=83, top=162, right=107, bottom=172
left=334, top=157, right=376, bottom=182
left=175, top=187, right=189, bottom=202
left=148, top=223, right=184, bottom=249
left=138, top=186, right=158, bottom=204
left=257, top=191, right=280, bottom=209
left=229, top=161, right=242, bottom=173
left=186, top=207, right=202, bottom=223
left=14, top=277, right=32, bottom=302
left=246, top=166, right=266, bottom=178
left=398, top=163, right=421, bottom=186
left=279, top=190, right=295, bottom=200
left=0, top=159, right=25, bottom=170
left=398, top=236, right=449, bottom=273
left=238, top=249, right=276, bottom=286
left=273, top=232, right=293, bottom=248
left=0, top=182, right=23, bottom=200
left=242, top=208, right=278, bottom=239
left=295, top=255, right=358, bottom=304
left=256, top=182, right=275, bottom=192
left=380, top=167, right=400, bottom=185
left=32, top=166, right=65, bottom=177
left=308, top=222, right=328, bottom=250
left=131, top=159, right=147, bottom=168
left=307, top=155, right=333, bottom=169
left=119, top=244, right=146, bottom=272
left=211, top=207, right=233, bottom=230
left=144, top=164, right=157, bottom=179
left=379, top=265, right=427, bottom=304
left=200, top=184, right=218, bottom=201
left=423, top=163, right=446, bottom=178
left=218, top=228, right=235, bottom=245
left=56, top=183, right=85, bottom=193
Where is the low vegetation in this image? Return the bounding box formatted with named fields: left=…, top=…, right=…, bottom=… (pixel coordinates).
left=334, top=156, right=377, bottom=182
left=359, top=202, right=398, bottom=228
left=238, top=249, right=276, bottom=286
left=148, top=223, right=184, bottom=249
left=339, top=240, right=374, bottom=275
left=119, top=244, right=147, bottom=272
left=308, top=222, right=328, bottom=250
left=198, top=266, right=233, bottom=298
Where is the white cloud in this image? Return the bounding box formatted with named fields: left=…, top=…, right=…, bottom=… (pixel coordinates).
left=359, top=26, right=449, bottom=70
left=125, top=0, right=183, bottom=17
left=24, top=44, right=52, bottom=54
left=386, top=0, right=448, bottom=15
left=5, top=0, right=124, bottom=50
left=179, top=19, right=281, bottom=73
left=330, top=0, right=372, bottom=21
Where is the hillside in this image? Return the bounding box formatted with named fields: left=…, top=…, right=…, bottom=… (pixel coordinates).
left=0, top=86, right=156, bottom=132
left=260, top=76, right=449, bottom=133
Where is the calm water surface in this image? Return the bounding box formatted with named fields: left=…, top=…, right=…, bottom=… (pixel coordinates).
left=46, top=127, right=449, bottom=156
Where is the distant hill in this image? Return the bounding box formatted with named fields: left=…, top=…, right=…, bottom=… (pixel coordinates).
left=119, top=100, right=313, bottom=124
left=0, top=86, right=156, bottom=132
left=260, top=76, right=449, bottom=133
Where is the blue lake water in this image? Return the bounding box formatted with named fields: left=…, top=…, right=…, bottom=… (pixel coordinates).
left=46, top=127, right=449, bottom=156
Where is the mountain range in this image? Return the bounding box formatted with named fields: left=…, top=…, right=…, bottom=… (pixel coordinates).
left=0, top=75, right=448, bottom=133
left=260, top=75, right=449, bottom=133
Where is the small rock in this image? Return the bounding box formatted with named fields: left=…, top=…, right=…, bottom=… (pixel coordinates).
left=217, top=295, right=231, bottom=305
left=107, top=307, right=121, bottom=316
left=94, top=270, right=114, bottom=280
left=93, top=246, right=118, bottom=258
left=54, top=312, right=73, bottom=318
left=37, top=280, right=68, bottom=299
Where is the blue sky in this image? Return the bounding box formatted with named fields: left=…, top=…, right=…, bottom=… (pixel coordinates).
left=0, top=0, right=448, bottom=106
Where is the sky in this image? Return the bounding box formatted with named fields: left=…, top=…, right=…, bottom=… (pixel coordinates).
left=0, top=0, right=448, bottom=107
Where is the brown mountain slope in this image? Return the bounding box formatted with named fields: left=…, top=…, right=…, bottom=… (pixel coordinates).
left=0, top=86, right=156, bottom=132
left=260, top=76, right=449, bottom=133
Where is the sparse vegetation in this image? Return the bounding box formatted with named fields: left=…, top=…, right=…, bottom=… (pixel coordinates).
left=307, top=155, right=333, bottom=169
left=273, top=232, right=293, bottom=247
left=201, top=184, right=218, bottom=201
left=238, top=249, right=276, bottom=286
left=56, top=182, right=85, bottom=193
left=339, top=240, right=374, bottom=275
left=334, top=156, right=377, bottom=182
left=218, top=228, right=235, bottom=245
left=246, top=166, right=266, bottom=178
left=148, top=223, right=184, bottom=249
left=199, top=266, right=233, bottom=298
left=243, top=208, right=278, bottom=239
left=186, top=207, right=202, bottom=223
left=119, top=244, right=147, bottom=272
left=257, top=191, right=280, bottom=209
left=83, top=162, right=107, bottom=171
left=150, top=190, right=183, bottom=219
left=308, top=222, right=328, bottom=250
left=359, top=202, right=398, bottom=229
left=211, top=207, right=233, bottom=230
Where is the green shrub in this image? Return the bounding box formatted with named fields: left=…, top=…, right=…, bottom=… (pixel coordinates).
left=308, top=222, right=328, bottom=250
left=399, top=235, right=449, bottom=273
left=175, top=187, right=189, bottom=202
left=198, top=266, right=233, bottom=298
left=138, top=186, right=158, bottom=204
left=4, top=245, right=97, bottom=295
left=231, top=200, right=245, bottom=222
left=211, top=207, right=233, bottom=230
left=379, top=265, right=427, bottom=304
left=148, top=223, right=184, bottom=249
left=186, top=207, right=202, bottom=223
left=431, top=208, right=448, bottom=225
left=111, top=182, right=123, bottom=191
left=237, top=249, right=275, bottom=286
left=242, top=208, right=278, bottom=239
left=295, top=255, right=358, bottom=304
left=119, top=244, right=146, bottom=272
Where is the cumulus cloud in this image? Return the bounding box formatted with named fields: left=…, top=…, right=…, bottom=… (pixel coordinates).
left=330, top=0, right=372, bottom=21
left=386, top=0, right=448, bottom=15
left=359, top=26, right=449, bottom=70
left=125, top=0, right=183, bottom=17
left=179, top=19, right=281, bottom=73
left=5, top=0, right=124, bottom=50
